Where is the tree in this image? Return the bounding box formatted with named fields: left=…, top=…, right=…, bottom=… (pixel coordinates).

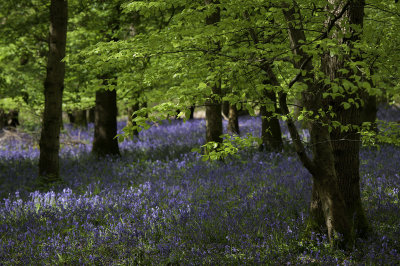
left=259, top=79, right=283, bottom=152
left=322, top=0, right=369, bottom=239
left=245, top=10, right=283, bottom=152
left=227, top=104, right=239, bottom=135
left=91, top=3, right=122, bottom=157
left=205, top=0, right=223, bottom=144
left=278, top=0, right=370, bottom=246
left=38, top=0, right=68, bottom=185
left=92, top=80, right=120, bottom=156
left=68, top=109, right=88, bottom=128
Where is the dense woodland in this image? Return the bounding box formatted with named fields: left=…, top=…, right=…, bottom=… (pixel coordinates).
left=1, top=0, right=400, bottom=264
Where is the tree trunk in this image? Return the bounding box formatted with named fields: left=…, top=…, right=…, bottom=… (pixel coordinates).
left=92, top=88, right=120, bottom=157
left=206, top=83, right=223, bottom=143
left=88, top=107, right=95, bottom=123
left=189, top=105, right=195, bottom=119
left=0, top=109, right=5, bottom=129
left=38, top=0, right=68, bottom=185
left=259, top=85, right=283, bottom=152
left=246, top=14, right=283, bottom=152
left=321, top=0, right=369, bottom=239
left=205, top=0, right=222, bottom=144
left=282, top=1, right=357, bottom=247
left=0, top=109, right=19, bottom=129
left=260, top=107, right=283, bottom=152
left=68, top=110, right=87, bottom=128
left=227, top=104, right=239, bottom=135
left=74, top=110, right=87, bottom=127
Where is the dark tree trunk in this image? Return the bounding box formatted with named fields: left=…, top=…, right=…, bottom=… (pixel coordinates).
left=259, top=84, right=283, bottom=152
left=127, top=100, right=140, bottom=137
left=38, top=0, right=68, bottom=184
left=68, top=110, right=87, bottom=128
left=206, top=83, right=223, bottom=143
left=205, top=0, right=222, bottom=144
left=92, top=4, right=121, bottom=157
left=321, top=0, right=369, bottom=239
left=282, top=1, right=358, bottom=247
left=329, top=104, right=369, bottom=237
left=92, top=88, right=120, bottom=157
left=0, top=109, right=19, bottom=129
left=74, top=110, right=87, bottom=127
left=67, top=112, right=75, bottom=123
left=0, top=109, right=5, bottom=129
left=246, top=14, right=283, bottom=152
left=227, top=104, right=239, bottom=135
left=260, top=106, right=283, bottom=151
left=189, top=105, right=195, bottom=119
left=88, top=107, right=95, bottom=123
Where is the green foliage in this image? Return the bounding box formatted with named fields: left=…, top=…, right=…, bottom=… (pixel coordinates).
left=192, top=134, right=262, bottom=161
left=361, top=120, right=400, bottom=148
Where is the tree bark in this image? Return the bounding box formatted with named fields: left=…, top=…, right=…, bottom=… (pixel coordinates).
left=92, top=87, right=120, bottom=157
left=0, top=109, right=5, bottom=129
left=259, top=78, right=283, bottom=152
left=68, top=110, right=87, bottom=128
left=282, top=2, right=358, bottom=247
left=260, top=106, right=282, bottom=151
left=227, top=104, right=239, bottom=135
left=189, top=105, right=195, bottom=119
left=38, top=0, right=68, bottom=184
left=321, top=0, right=369, bottom=238
left=206, top=83, right=223, bottom=143
left=92, top=3, right=121, bottom=157
left=88, top=107, right=95, bottom=123
left=205, top=0, right=223, bottom=144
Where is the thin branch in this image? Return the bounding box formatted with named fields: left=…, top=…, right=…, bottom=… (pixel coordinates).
left=278, top=91, right=315, bottom=175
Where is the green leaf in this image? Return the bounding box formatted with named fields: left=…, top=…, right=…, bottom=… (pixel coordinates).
left=342, top=102, right=351, bottom=110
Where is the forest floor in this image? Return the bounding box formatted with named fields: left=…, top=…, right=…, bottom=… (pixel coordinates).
left=0, top=107, right=399, bottom=264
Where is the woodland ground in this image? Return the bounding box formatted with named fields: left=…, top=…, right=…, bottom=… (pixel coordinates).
left=0, top=107, right=399, bottom=265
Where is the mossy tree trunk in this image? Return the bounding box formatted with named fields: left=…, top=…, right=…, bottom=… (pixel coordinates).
left=38, top=0, right=68, bottom=185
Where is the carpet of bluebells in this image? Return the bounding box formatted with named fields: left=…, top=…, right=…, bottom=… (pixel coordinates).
left=0, top=108, right=399, bottom=265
